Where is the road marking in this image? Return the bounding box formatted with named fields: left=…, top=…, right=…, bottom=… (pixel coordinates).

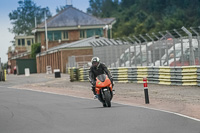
left=9, top=87, right=200, bottom=122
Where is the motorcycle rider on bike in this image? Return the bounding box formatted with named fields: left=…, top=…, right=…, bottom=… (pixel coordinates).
left=89, top=57, right=114, bottom=99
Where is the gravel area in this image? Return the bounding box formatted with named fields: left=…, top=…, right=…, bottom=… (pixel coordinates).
left=9, top=73, right=200, bottom=120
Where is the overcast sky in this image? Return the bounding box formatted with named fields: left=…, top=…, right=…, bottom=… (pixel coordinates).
left=0, top=0, right=89, bottom=63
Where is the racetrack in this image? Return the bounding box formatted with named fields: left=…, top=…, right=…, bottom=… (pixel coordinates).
left=0, top=85, right=200, bottom=133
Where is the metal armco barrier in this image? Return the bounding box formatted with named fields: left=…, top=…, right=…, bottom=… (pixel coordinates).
left=69, top=66, right=200, bottom=86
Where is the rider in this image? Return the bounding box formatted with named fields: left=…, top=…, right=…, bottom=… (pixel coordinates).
left=89, top=57, right=113, bottom=99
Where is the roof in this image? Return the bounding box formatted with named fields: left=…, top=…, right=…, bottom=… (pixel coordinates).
left=36, top=36, right=106, bottom=56
left=37, top=6, right=116, bottom=29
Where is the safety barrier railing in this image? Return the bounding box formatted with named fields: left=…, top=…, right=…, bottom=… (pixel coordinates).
left=69, top=66, right=200, bottom=86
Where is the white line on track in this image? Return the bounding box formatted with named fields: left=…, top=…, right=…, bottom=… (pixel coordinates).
left=9, top=87, right=200, bottom=122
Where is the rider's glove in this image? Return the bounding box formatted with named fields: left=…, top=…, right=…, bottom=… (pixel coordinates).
left=110, top=77, right=114, bottom=87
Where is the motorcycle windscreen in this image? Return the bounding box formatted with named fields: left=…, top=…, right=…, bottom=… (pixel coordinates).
left=96, top=74, right=106, bottom=82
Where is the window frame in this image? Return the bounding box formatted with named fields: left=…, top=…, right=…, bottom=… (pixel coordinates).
left=62, top=31, right=69, bottom=40
left=80, top=30, right=86, bottom=39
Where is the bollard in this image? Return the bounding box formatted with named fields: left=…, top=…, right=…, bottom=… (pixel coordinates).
left=143, top=77, right=150, bottom=104
left=70, top=68, right=74, bottom=82
left=4, top=69, right=6, bottom=81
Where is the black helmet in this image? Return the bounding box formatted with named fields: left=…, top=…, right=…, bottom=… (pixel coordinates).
left=91, top=57, right=100, bottom=67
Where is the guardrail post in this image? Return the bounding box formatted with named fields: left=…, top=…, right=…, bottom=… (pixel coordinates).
left=182, top=26, right=195, bottom=65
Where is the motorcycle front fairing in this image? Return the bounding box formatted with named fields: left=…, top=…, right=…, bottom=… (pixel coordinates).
left=95, top=74, right=112, bottom=95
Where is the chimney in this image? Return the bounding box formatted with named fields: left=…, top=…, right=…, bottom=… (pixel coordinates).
left=66, top=0, right=72, bottom=8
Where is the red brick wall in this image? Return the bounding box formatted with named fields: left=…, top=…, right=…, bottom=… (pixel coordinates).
left=69, top=30, right=80, bottom=41
left=40, top=32, right=46, bottom=52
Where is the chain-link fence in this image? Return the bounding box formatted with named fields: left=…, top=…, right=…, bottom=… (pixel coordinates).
left=90, top=26, right=200, bottom=67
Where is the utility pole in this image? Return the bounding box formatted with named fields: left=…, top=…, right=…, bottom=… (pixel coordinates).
left=44, top=11, right=48, bottom=51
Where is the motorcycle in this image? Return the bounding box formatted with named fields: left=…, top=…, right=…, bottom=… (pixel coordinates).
left=94, top=74, right=115, bottom=107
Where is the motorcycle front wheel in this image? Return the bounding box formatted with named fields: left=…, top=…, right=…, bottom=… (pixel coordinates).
left=104, top=91, right=111, bottom=107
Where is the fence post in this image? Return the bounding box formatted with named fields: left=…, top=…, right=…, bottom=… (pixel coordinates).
left=166, top=30, right=176, bottom=66
left=152, top=32, right=162, bottom=66
left=182, top=26, right=195, bottom=65
left=190, top=27, right=200, bottom=65
left=128, top=37, right=137, bottom=67
left=123, top=37, right=132, bottom=67
left=146, top=33, right=155, bottom=66
left=174, top=29, right=184, bottom=66
left=133, top=36, right=143, bottom=66
left=159, top=32, right=169, bottom=66
left=140, top=34, right=149, bottom=66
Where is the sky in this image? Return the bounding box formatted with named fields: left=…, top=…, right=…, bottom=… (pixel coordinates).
left=0, top=0, right=89, bottom=63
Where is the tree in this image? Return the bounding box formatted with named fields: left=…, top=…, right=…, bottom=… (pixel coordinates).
left=87, top=0, right=102, bottom=17
left=56, top=6, right=67, bottom=13
left=9, top=0, right=52, bottom=35
left=31, top=43, right=41, bottom=59
left=88, top=0, right=200, bottom=38
left=87, top=0, right=119, bottom=17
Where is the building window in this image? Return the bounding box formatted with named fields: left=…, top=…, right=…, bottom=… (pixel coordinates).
left=22, top=39, right=25, bottom=46
left=62, top=31, right=68, bottom=40
left=37, top=33, right=41, bottom=43
left=80, top=30, right=86, bottom=39
left=27, top=40, right=31, bottom=46
left=86, top=29, right=103, bottom=38
left=18, top=39, right=21, bottom=46
left=48, top=31, right=62, bottom=41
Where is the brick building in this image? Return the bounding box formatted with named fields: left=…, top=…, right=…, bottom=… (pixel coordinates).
left=8, top=5, right=116, bottom=74
left=33, top=5, right=116, bottom=52
left=35, top=5, right=116, bottom=73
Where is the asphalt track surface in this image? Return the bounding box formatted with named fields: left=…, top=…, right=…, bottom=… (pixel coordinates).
left=0, top=75, right=200, bottom=133
left=0, top=85, right=199, bottom=133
